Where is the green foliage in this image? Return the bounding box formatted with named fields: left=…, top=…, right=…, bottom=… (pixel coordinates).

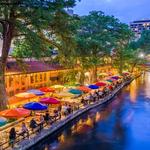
left=110, top=23, right=134, bottom=73
left=137, top=30, right=150, bottom=53
left=0, top=0, right=78, bottom=58
left=74, top=11, right=119, bottom=69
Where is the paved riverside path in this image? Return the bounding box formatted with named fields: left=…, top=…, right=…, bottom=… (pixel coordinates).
left=9, top=79, right=133, bottom=150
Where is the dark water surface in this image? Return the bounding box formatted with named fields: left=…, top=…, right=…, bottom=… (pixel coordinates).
left=32, top=72, right=150, bottom=150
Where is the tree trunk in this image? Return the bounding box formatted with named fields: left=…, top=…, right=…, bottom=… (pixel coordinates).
left=130, top=63, right=137, bottom=73
left=119, top=50, right=123, bottom=74
left=91, top=66, right=97, bottom=83
left=0, top=22, right=14, bottom=110
left=78, top=70, right=85, bottom=85
left=0, top=67, right=8, bottom=110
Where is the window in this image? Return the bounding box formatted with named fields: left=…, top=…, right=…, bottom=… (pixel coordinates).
left=40, top=74, right=43, bottom=82
left=35, top=74, right=38, bottom=82
left=21, top=75, right=26, bottom=85
left=9, top=77, right=13, bottom=87
left=44, top=73, right=47, bottom=81
left=30, top=75, right=34, bottom=84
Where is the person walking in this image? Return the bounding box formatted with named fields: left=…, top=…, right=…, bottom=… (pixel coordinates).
left=9, top=128, right=16, bottom=148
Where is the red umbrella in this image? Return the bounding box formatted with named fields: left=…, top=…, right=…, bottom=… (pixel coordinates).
left=0, top=108, right=31, bottom=118
left=77, top=86, right=91, bottom=93
left=39, top=87, right=55, bottom=93
left=39, top=97, right=60, bottom=104
left=95, top=82, right=107, bottom=86
left=123, top=72, right=130, bottom=76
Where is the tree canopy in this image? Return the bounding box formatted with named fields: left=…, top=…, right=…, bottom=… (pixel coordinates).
left=0, top=0, right=78, bottom=109
left=0, top=1, right=146, bottom=109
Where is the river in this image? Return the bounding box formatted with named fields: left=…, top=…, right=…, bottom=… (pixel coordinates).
left=32, top=72, right=150, bottom=150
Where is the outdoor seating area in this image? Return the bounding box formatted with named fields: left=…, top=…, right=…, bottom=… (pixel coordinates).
left=0, top=72, right=133, bottom=149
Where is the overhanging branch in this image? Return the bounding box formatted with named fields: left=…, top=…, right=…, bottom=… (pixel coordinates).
left=39, top=32, right=62, bottom=50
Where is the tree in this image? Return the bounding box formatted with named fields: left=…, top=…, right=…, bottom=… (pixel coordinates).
left=111, top=23, right=134, bottom=74
left=0, top=0, right=77, bottom=110
left=74, top=11, right=121, bottom=83
left=138, top=30, right=150, bottom=53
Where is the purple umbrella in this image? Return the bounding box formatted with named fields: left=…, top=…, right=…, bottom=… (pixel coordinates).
left=27, top=89, right=45, bottom=96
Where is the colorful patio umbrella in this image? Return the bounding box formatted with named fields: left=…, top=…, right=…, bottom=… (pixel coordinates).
left=55, top=92, right=74, bottom=98
left=77, top=86, right=91, bottom=93
left=39, top=97, right=60, bottom=104
left=51, top=85, right=64, bottom=89
left=27, top=89, right=45, bottom=96
left=0, top=117, right=7, bottom=126
left=69, top=89, right=82, bottom=95
left=15, top=92, right=36, bottom=99
left=88, top=85, right=99, bottom=89
left=23, top=102, right=48, bottom=111
left=98, top=73, right=108, bottom=76
left=95, top=82, right=107, bottom=86
left=39, top=87, right=55, bottom=93
left=123, top=72, right=130, bottom=75
left=64, top=83, right=79, bottom=88
left=106, top=79, right=113, bottom=83
left=111, top=76, right=121, bottom=80
left=0, top=108, right=31, bottom=118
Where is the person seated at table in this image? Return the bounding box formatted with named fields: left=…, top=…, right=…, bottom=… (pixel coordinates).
left=57, top=108, right=62, bottom=119
left=39, top=115, right=45, bottom=131
left=58, top=104, right=62, bottom=112
left=19, top=122, right=29, bottom=138
left=54, top=109, right=59, bottom=120
left=62, top=104, right=68, bottom=117
left=44, top=111, right=50, bottom=125
left=81, top=96, right=84, bottom=104
left=29, top=118, right=38, bottom=133
left=98, top=90, right=103, bottom=98
left=9, top=127, right=16, bottom=148
left=67, top=105, right=72, bottom=114
left=92, top=92, right=97, bottom=102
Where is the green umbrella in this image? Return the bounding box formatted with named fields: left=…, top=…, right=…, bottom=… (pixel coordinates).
left=69, top=89, right=82, bottom=95
left=106, top=79, right=113, bottom=83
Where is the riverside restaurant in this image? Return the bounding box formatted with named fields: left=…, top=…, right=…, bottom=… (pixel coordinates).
left=0, top=71, right=133, bottom=149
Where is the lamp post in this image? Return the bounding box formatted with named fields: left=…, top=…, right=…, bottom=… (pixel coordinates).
left=138, top=52, right=145, bottom=59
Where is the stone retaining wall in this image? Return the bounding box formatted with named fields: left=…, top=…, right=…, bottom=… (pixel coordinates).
left=13, top=79, right=133, bottom=150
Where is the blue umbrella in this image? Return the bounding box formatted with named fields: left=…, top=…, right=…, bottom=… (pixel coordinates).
left=23, top=102, right=48, bottom=111
left=0, top=117, right=7, bottom=126
left=27, top=89, right=45, bottom=96
left=69, top=89, right=82, bottom=95
left=88, top=85, right=99, bottom=89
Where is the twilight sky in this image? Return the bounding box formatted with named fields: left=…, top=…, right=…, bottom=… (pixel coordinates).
left=74, top=0, right=150, bottom=24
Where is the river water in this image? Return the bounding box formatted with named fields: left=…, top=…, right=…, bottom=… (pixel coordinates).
left=32, top=72, right=150, bottom=150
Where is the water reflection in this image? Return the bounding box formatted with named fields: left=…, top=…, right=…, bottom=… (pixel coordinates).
left=145, top=72, right=150, bottom=98
left=33, top=72, right=150, bottom=150
left=129, top=80, right=137, bottom=103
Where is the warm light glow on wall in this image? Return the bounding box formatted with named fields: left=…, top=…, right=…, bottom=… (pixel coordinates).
left=129, top=80, right=137, bottom=103
left=145, top=72, right=150, bottom=98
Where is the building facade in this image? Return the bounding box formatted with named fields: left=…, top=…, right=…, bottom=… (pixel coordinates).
left=130, top=19, right=150, bottom=38
left=5, top=59, right=113, bottom=97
